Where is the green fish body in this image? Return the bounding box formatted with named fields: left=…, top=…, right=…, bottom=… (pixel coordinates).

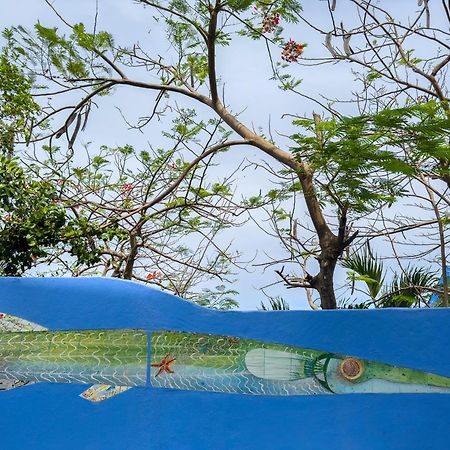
left=1, top=314, right=449, bottom=401
left=0, top=329, right=148, bottom=387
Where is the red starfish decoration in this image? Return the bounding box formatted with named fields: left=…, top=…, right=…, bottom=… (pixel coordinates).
left=151, top=354, right=176, bottom=377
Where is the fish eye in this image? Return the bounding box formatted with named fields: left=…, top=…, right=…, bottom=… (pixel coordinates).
left=339, top=357, right=364, bottom=381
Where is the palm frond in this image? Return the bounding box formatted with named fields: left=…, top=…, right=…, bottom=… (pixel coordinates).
left=260, top=296, right=290, bottom=311
left=381, top=266, right=438, bottom=307
left=342, top=247, right=384, bottom=299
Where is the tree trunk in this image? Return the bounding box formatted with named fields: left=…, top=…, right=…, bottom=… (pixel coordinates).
left=310, top=235, right=340, bottom=309
left=316, top=256, right=338, bottom=309
left=123, top=232, right=138, bottom=280
left=296, top=172, right=344, bottom=309
left=209, top=98, right=345, bottom=309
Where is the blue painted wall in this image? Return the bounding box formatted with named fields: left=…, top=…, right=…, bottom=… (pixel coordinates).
left=0, top=277, right=449, bottom=450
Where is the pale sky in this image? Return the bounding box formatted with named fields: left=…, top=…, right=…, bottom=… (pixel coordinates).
left=1, top=0, right=445, bottom=309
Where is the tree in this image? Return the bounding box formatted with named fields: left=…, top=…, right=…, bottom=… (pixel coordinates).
left=296, top=0, right=449, bottom=306
left=2, top=0, right=448, bottom=309
left=0, top=28, right=249, bottom=308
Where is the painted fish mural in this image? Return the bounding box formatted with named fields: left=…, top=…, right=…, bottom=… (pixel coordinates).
left=1, top=313, right=450, bottom=403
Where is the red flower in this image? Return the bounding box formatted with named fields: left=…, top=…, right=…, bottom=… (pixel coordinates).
left=262, top=13, right=280, bottom=33
left=121, top=183, right=133, bottom=196
left=147, top=270, right=162, bottom=280
left=281, top=39, right=305, bottom=63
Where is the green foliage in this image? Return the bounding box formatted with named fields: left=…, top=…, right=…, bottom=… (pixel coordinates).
left=189, top=186, right=211, bottom=199
left=344, top=302, right=370, bottom=309
left=234, top=0, right=302, bottom=42
left=0, top=35, right=40, bottom=151
left=164, top=108, right=205, bottom=141
left=244, top=195, right=263, bottom=207
left=7, top=22, right=114, bottom=82
left=72, top=23, right=113, bottom=51
left=227, top=0, right=254, bottom=11
left=62, top=217, right=123, bottom=267
left=0, top=156, right=66, bottom=275
left=166, top=18, right=198, bottom=50
left=211, top=183, right=231, bottom=196
left=260, top=296, right=290, bottom=310
left=366, top=69, right=382, bottom=82
left=381, top=267, right=438, bottom=307
left=189, top=284, right=239, bottom=310
left=181, top=54, right=209, bottom=85
left=290, top=102, right=450, bottom=214
left=9, top=137, right=240, bottom=303
left=398, top=49, right=423, bottom=66
left=342, top=248, right=438, bottom=308
left=272, top=208, right=289, bottom=221
left=0, top=155, right=130, bottom=274
left=343, top=247, right=384, bottom=300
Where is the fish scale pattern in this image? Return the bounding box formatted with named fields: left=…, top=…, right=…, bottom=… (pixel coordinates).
left=0, top=330, right=148, bottom=386
left=150, top=331, right=329, bottom=395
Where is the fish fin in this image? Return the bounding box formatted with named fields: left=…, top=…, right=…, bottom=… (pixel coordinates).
left=79, top=384, right=131, bottom=403
left=0, top=313, right=47, bottom=332
left=0, top=379, right=35, bottom=391
left=245, top=348, right=305, bottom=381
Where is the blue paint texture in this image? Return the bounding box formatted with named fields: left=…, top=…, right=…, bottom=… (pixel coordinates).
left=0, top=277, right=449, bottom=449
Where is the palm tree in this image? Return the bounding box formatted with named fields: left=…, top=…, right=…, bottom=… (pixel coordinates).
left=342, top=247, right=439, bottom=308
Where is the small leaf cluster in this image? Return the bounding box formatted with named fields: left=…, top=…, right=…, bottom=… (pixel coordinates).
left=190, top=284, right=239, bottom=310
left=8, top=22, right=114, bottom=81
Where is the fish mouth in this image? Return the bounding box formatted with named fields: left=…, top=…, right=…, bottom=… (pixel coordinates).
left=318, top=355, right=450, bottom=394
